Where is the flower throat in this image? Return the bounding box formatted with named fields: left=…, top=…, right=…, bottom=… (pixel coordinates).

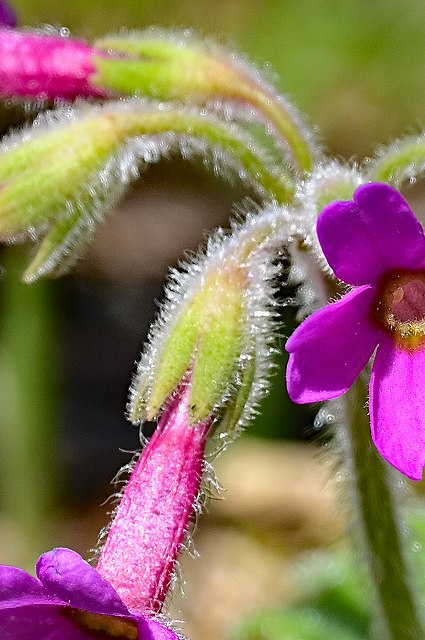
left=375, top=271, right=425, bottom=350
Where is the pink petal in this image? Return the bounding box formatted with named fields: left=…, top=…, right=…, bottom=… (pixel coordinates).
left=370, top=334, right=425, bottom=480
left=286, top=286, right=379, bottom=403
left=0, top=29, right=108, bottom=99
left=317, top=183, right=425, bottom=286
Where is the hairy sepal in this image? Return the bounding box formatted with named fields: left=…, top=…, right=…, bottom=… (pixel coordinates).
left=365, top=132, right=425, bottom=188
left=129, top=205, right=291, bottom=435
left=0, top=99, right=293, bottom=281
left=93, top=29, right=318, bottom=174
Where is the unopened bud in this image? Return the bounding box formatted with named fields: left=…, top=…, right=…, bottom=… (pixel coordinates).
left=93, top=30, right=317, bottom=173
left=0, top=100, right=291, bottom=281
left=0, top=28, right=108, bottom=100
left=129, top=207, right=292, bottom=431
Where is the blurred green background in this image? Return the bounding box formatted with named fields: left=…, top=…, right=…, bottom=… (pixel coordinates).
left=2, top=1, right=425, bottom=638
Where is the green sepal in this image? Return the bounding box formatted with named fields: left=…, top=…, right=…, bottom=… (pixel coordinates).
left=22, top=209, right=93, bottom=283
left=144, top=310, right=199, bottom=422
left=189, top=275, right=244, bottom=423
left=93, top=37, right=210, bottom=101
left=0, top=114, right=124, bottom=238
left=216, top=347, right=256, bottom=434
left=141, top=265, right=245, bottom=423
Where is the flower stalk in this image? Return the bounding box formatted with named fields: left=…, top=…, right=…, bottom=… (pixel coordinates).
left=342, top=376, right=424, bottom=640
left=0, top=247, right=58, bottom=565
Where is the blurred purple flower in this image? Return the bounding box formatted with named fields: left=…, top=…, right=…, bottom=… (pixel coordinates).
left=0, top=0, right=16, bottom=27
left=286, top=182, right=425, bottom=480
left=0, top=547, right=178, bottom=639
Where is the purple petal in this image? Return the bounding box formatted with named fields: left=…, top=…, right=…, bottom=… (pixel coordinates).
left=286, top=286, right=379, bottom=403
left=0, top=1, right=16, bottom=27
left=140, top=618, right=181, bottom=639
left=0, top=565, right=59, bottom=609
left=0, top=605, right=97, bottom=639
left=36, top=549, right=129, bottom=617
left=317, top=183, right=425, bottom=286
left=370, top=335, right=425, bottom=480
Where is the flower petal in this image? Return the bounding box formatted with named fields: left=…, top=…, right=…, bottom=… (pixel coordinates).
left=139, top=618, right=181, bottom=639
left=317, top=183, right=425, bottom=286
left=0, top=604, right=95, bottom=639
left=286, top=286, right=379, bottom=403
left=36, top=549, right=129, bottom=617
left=370, top=334, right=425, bottom=480
left=0, top=565, right=57, bottom=609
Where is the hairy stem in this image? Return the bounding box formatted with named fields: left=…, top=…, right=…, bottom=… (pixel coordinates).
left=342, top=376, right=423, bottom=640
left=366, top=135, right=425, bottom=187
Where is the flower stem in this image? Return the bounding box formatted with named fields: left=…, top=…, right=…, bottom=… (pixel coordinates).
left=366, top=135, right=425, bottom=187
left=343, top=376, right=424, bottom=640
left=0, top=247, right=59, bottom=567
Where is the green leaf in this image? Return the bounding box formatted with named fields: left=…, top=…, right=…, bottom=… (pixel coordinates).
left=234, top=606, right=365, bottom=640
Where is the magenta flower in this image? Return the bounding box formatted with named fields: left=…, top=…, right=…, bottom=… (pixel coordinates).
left=0, top=29, right=108, bottom=99
left=286, top=182, right=425, bottom=480
left=0, top=1, right=16, bottom=27
left=0, top=547, right=177, bottom=639
left=0, top=379, right=210, bottom=637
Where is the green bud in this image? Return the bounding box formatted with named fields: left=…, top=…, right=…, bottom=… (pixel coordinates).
left=93, top=31, right=317, bottom=173
left=129, top=207, right=289, bottom=430
left=0, top=110, right=125, bottom=238
left=0, top=101, right=293, bottom=281
left=131, top=262, right=245, bottom=424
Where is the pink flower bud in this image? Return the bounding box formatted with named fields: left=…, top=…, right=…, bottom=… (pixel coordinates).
left=97, top=380, right=211, bottom=614
left=0, top=29, right=109, bottom=99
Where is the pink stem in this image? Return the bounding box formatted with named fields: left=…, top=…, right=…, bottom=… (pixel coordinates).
left=0, top=29, right=110, bottom=99
left=96, top=383, right=212, bottom=614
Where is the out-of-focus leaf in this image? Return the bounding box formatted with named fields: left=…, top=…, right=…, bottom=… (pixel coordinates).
left=234, top=606, right=365, bottom=640
left=232, top=550, right=371, bottom=640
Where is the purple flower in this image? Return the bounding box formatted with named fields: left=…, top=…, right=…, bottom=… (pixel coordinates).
left=286, top=182, right=425, bottom=480
left=0, top=1, right=16, bottom=27
left=0, top=547, right=178, bottom=638
left=0, top=380, right=210, bottom=637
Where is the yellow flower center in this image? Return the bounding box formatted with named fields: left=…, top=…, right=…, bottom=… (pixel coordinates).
left=374, top=271, right=425, bottom=350
left=65, top=609, right=139, bottom=639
